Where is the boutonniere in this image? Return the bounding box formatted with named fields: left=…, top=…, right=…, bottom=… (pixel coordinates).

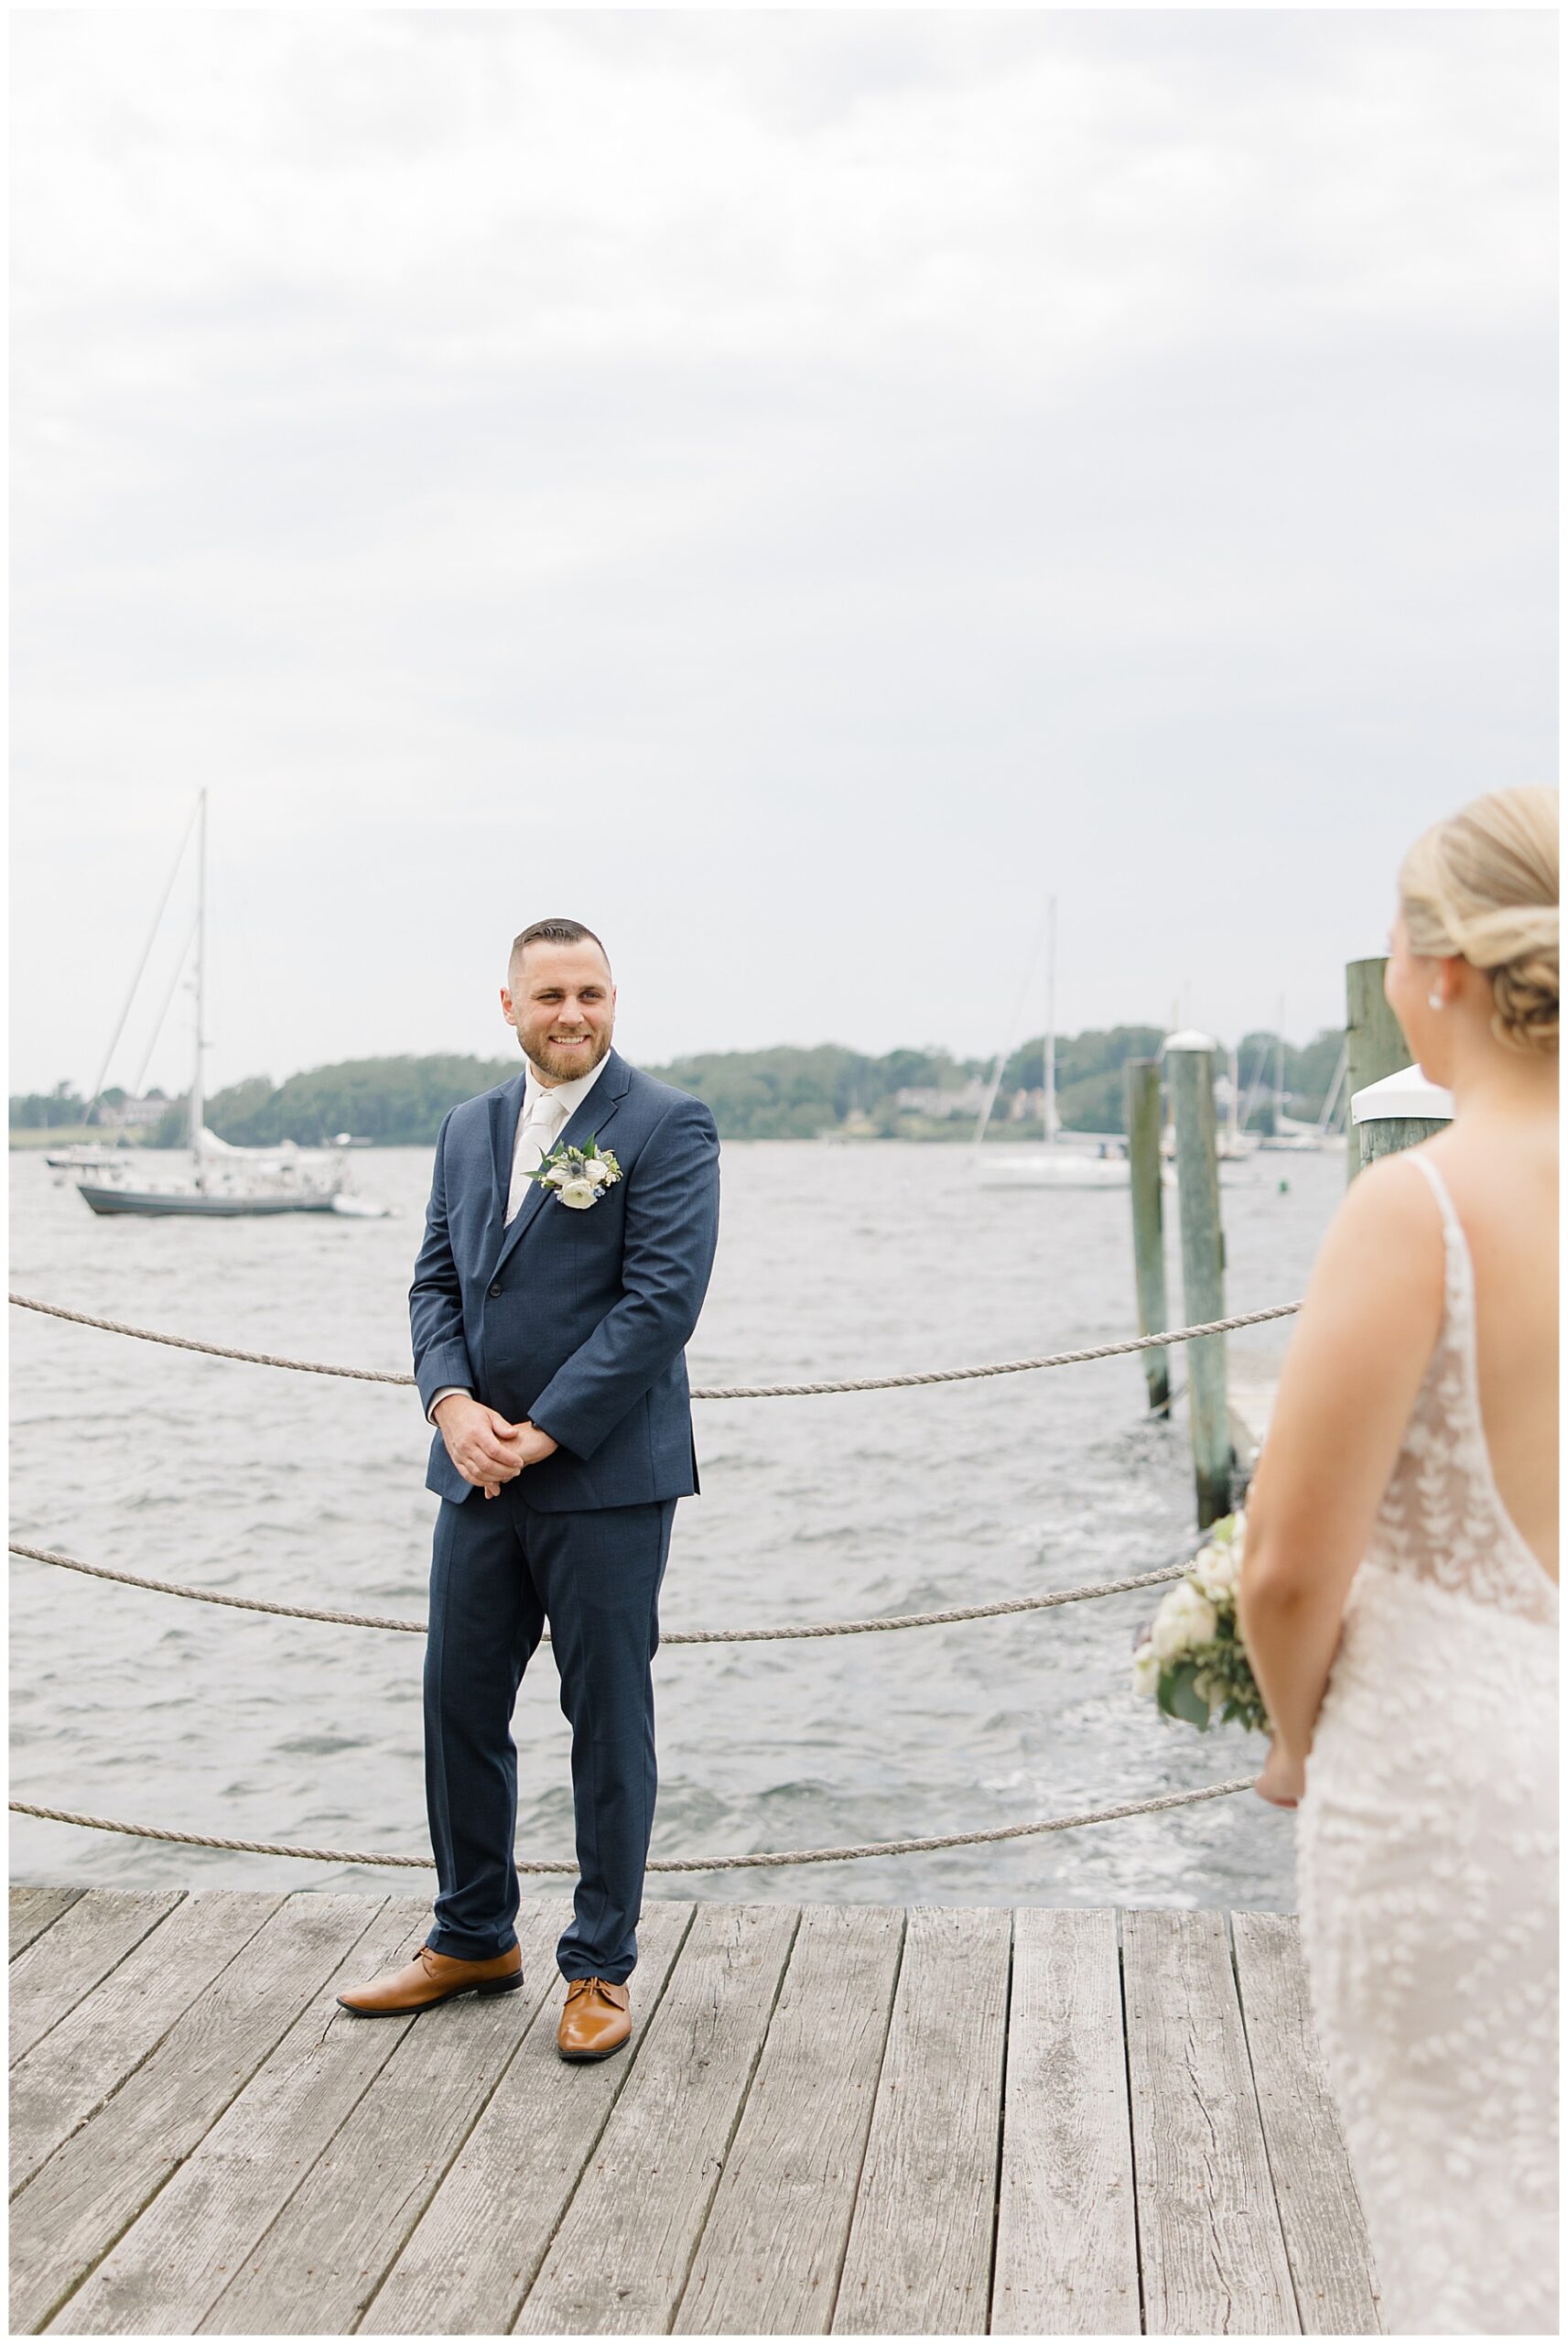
left=530, top=1134, right=624, bottom=1211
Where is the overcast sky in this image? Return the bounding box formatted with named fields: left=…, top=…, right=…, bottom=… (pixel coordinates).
left=11, top=9, right=1556, bottom=1099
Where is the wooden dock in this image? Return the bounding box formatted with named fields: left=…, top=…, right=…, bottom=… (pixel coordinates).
left=11, top=1885, right=1379, bottom=2336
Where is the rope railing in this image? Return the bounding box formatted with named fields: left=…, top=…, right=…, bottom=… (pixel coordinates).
left=8, top=1290, right=1300, bottom=1399
left=10, top=1290, right=1267, bottom=1883
left=9, top=1777, right=1253, bottom=1872
left=8, top=1539, right=1197, bottom=1643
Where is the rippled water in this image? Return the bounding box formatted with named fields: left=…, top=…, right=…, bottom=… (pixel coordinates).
left=10, top=1140, right=1343, bottom=1910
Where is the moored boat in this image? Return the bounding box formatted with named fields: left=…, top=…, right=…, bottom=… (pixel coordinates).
left=71, top=793, right=384, bottom=1221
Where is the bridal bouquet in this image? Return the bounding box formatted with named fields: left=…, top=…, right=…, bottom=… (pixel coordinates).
left=1132, top=1513, right=1270, bottom=1734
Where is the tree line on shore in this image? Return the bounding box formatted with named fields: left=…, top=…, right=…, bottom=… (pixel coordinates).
left=12, top=1027, right=1346, bottom=1146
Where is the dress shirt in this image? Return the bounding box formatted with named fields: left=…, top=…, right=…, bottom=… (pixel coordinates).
left=427, top=1047, right=613, bottom=1423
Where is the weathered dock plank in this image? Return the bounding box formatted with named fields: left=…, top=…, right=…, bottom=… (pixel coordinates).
left=200, top=1898, right=572, bottom=2335
left=9, top=1890, right=283, bottom=2198
left=1123, top=1908, right=1297, bottom=2336
left=11, top=1892, right=373, bottom=2336
left=1233, top=1914, right=1382, bottom=2336
left=50, top=1896, right=427, bottom=2336
left=10, top=1886, right=87, bottom=1959
left=7, top=1889, right=1381, bottom=2339
left=990, top=1907, right=1139, bottom=2335
left=11, top=1889, right=185, bottom=2067
left=514, top=1902, right=802, bottom=2336
left=831, top=1904, right=1011, bottom=2336
left=360, top=1899, right=695, bottom=2336
left=676, top=1903, right=905, bottom=2336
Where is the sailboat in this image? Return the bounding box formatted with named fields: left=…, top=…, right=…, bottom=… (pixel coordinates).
left=1248, top=1000, right=1347, bottom=1153
left=977, top=901, right=1132, bottom=1189
left=74, top=795, right=378, bottom=1219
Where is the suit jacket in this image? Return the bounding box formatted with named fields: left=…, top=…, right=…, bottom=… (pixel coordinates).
left=410, top=1048, right=720, bottom=1510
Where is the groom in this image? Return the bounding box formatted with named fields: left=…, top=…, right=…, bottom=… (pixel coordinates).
left=340, top=918, right=720, bottom=2059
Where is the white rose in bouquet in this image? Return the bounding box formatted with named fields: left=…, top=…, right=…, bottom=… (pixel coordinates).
left=1191, top=1510, right=1245, bottom=1602
left=1132, top=1641, right=1162, bottom=1699
left=558, top=1177, right=598, bottom=1210
left=583, top=1157, right=613, bottom=1187
left=1151, top=1579, right=1218, bottom=1662
left=1193, top=1544, right=1240, bottom=1603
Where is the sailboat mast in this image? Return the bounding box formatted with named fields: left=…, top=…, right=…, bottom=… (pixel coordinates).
left=1043, top=895, right=1057, bottom=1150
left=189, top=790, right=208, bottom=1161
left=1274, top=993, right=1286, bottom=1129
left=1228, top=1045, right=1240, bottom=1149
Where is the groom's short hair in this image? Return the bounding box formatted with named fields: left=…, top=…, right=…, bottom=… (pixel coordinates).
left=510, top=917, right=610, bottom=973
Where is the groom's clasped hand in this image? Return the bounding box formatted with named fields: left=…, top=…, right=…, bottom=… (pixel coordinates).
left=431, top=1389, right=557, bottom=1498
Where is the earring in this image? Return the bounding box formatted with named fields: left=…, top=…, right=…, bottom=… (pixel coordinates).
left=1428, top=991, right=1444, bottom=1010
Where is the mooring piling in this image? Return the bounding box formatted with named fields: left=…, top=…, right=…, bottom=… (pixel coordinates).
left=1350, top=1061, right=1454, bottom=1170
left=1124, top=1058, right=1170, bottom=1416
left=1163, top=1031, right=1234, bottom=1527
left=1343, top=956, right=1409, bottom=1182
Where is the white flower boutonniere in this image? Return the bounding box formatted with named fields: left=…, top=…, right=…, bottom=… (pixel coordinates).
left=531, top=1135, right=623, bottom=1210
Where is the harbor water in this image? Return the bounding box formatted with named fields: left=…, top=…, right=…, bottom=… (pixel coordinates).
left=10, top=1140, right=1344, bottom=1910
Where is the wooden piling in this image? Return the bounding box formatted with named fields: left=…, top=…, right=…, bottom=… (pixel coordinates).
left=1344, top=958, right=1408, bottom=1183
left=1164, top=1034, right=1233, bottom=1529
left=1351, top=1064, right=1454, bottom=1173
left=1124, top=1059, right=1170, bottom=1416
left=1358, top=1116, right=1444, bottom=1168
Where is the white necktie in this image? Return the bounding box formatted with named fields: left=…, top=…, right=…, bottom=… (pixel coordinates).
left=506, top=1091, right=568, bottom=1225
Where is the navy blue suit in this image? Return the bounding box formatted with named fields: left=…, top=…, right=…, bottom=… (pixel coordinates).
left=409, top=1047, right=719, bottom=1978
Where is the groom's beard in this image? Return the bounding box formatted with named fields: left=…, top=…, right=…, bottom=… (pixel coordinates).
left=525, top=1027, right=612, bottom=1084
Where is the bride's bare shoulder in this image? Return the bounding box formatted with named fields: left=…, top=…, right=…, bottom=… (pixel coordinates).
left=1296, top=1147, right=1447, bottom=1343
left=1319, top=1145, right=1445, bottom=1253
left=1314, top=1124, right=1554, bottom=1327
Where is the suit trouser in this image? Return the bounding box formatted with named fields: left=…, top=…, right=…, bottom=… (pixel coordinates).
left=422, top=1479, right=675, bottom=1981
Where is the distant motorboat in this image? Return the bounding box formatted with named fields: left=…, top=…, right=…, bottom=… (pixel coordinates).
left=46, top=1141, right=137, bottom=1174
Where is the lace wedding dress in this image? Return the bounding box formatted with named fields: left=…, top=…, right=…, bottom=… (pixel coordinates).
left=1298, top=1155, right=1558, bottom=2335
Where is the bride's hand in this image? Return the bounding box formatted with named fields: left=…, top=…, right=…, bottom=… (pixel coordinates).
left=1254, top=1742, right=1306, bottom=1807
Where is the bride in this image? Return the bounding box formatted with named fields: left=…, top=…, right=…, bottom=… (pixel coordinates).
left=1237, top=786, right=1557, bottom=2337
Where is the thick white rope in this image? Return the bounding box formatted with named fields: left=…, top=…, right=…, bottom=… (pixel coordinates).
left=8, top=1540, right=1195, bottom=1643
left=9, top=1778, right=1253, bottom=1872
left=9, top=1291, right=1298, bottom=1399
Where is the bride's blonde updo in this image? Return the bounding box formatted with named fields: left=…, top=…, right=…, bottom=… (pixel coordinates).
left=1400, top=787, right=1559, bottom=1055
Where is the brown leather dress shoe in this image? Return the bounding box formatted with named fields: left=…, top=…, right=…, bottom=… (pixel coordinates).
left=337, top=1943, right=522, bottom=2016
left=557, top=1976, right=632, bottom=2061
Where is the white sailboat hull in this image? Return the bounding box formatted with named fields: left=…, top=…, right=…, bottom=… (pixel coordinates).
left=78, top=1183, right=341, bottom=1218
left=979, top=1150, right=1132, bottom=1189
left=980, top=1148, right=1259, bottom=1191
